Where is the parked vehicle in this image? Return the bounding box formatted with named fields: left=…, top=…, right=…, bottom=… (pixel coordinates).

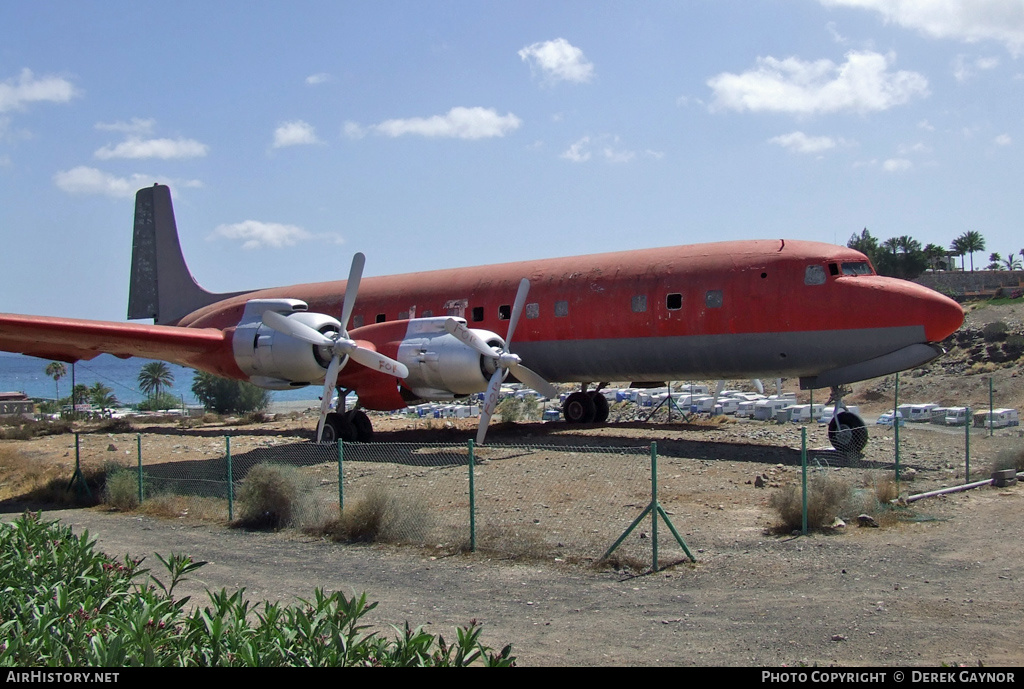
left=876, top=411, right=906, bottom=427
left=973, top=408, right=1020, bottom=428
left=897, top=403, right=940, bottom=423
left=944, top=407, right=969, bottom=426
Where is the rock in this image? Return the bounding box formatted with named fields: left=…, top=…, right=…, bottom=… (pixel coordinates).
left=107, top=443, right=117, bottom=452
left=754, top=475, right=766, bottom=488
left=832, top=517, right=846, bottom=529
left=857, top=514, right=879, bottom=528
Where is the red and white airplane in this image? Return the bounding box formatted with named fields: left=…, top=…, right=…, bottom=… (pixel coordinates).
left=0, top=184, right=963, bottom=451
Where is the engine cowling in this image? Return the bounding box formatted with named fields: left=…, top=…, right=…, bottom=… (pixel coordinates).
left=395, top=317, right=504, bottom=400
left=232, top=299, right=339, bottom=389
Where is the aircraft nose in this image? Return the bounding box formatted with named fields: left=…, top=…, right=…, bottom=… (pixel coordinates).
left=921, top=289, right=964, bottom=343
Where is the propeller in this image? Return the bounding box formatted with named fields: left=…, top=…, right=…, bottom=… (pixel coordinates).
left=444, top=278, right=557, bottom=446
left=261, top=252, right=409, bottom=442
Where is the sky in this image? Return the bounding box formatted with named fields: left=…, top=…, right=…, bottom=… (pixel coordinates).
left=2, top=0, right=1023, bottom=321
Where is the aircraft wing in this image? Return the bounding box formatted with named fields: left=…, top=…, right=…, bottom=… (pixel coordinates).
left=0, top=313, right=237, bottom=374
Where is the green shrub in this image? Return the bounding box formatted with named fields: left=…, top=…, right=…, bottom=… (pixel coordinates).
left=236, top=463, right=300, bottom=529
left=103, top=466, right=140, bottom=511
left=0, top=513, right=514, bottom=666
left=317, top=485, right=429, bottom=544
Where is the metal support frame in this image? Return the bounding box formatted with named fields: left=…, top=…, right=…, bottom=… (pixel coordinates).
left=603, top=442, right=695, bottom=571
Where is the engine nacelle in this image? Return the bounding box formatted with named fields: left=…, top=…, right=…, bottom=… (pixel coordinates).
left=396, top=317, right=504, bottom=400
left=232, top=299, right=339, bottom=389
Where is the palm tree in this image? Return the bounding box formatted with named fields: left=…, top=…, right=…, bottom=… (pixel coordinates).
left=44, top=361, right=67, bottom=400
left=88, top=382, right=119, bottom=410
left=1000, top=253, right=1023, bottom=271
left=954, top=230, right=986, bottom=271
left=138, top=362, right=174, bottom=403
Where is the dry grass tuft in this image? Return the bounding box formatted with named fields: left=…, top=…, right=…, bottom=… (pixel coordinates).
left=235, top=463, right=300, bottom=530
left=311, top=485, right=430, bottom=544
left=769, top=472, right=853, bottom=531
left=102, top=466, right=139, bottom=511
left=991, top=448, right=1024, bottom=474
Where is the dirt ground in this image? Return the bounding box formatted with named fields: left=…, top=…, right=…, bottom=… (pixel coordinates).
left=3, top=408, right=1024, bottom=667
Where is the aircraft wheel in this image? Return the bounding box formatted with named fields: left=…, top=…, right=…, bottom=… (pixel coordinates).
left=563, top=391, right=596, bottom=424
left=346, top=410, right=374, bottom=442
left=322, top=412, right=357, bottom=443
left=828, top=411, right=868, bottom=454
left=588, top=391, right=610, bottom=423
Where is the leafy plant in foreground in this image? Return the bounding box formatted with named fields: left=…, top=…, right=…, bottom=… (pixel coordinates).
left=0, top=513, right=514, bottom=667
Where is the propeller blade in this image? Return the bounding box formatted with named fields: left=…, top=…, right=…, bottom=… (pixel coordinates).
left=444, top=318, right=497, bottom=358
left=505, top=278, right=530, bottom=345
left=752, top=379, right=764, bottom=395
left=262, top=310, right=335, bottom=348
left=476, top=367, right=504, bottom=446
left=509, top=363, right=557, bottom=399
left=316, top=354, right=343, bottom=442
left=340, top=252, right=365, bottom=334
left=345, top=344, right=410, bottom=378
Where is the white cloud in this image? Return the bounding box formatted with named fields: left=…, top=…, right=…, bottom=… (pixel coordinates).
left=305, top=72, right=332, bottom=85
left=707, top=50, right=929, bottom=115
left=94, top=137, right=208, bottom=160
left=272, top=120, right=320, bottom=148
left=953, top=53, right=1001, bottom=81
left=342, top=121, right=365, bottom=139
left=769, top=131, right=841, bottom=153
left=370, top=107, right=521, bottom=139
left=882, top=157, right=912, bottom=172
left=208, top=220, right=342, bottom=250
left=994, top=133, right=1012, bottom=145
left=818, top=0, right=1024, bottom=56
left=519, top=38, right=595, bottom=83
left=561, top=136, right=591, bottom=162
left=95, top=118, right=155, bottom=135
left=0, top=69, right=78, bottom=113
left=53, top=166, right=202, bottom=198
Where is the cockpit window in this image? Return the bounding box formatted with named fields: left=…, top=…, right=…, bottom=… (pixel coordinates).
left=841, top=261, right=872, bottom=276
left=804, top=265, right=826, bottom=286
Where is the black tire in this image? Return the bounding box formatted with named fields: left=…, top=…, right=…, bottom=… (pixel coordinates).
left=321, top=412, right=356, bottom=443
left=346, top=410, right=374, bottom=442
left=563, top=391, right=596, bottom=423
left=828, top=411, right=868, bottom=454
left=588, top=391, right=610, bottom=423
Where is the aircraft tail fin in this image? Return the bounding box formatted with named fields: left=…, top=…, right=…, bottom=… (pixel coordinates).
left=128, top=185, right=240, bottom=325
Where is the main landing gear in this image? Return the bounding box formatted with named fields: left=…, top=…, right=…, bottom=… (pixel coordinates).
left=561, top=386, right=610, bottom=424
left=826, top=386, right=868, bottom=454
left=320, top=409, right=374, bottom=443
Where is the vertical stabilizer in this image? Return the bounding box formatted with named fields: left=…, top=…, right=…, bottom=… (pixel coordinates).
left=128, top=185, right=239, bottom=325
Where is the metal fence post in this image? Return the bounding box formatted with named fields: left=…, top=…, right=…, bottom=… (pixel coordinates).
left=989, top=377, right=994, bottom=438
left=965, top=407, right=971, bottom=483
left=337, top=440, right=344, bottom=516
left=136, top=433, right=143, bottom=505
left=894, top=373, right=900, bottom=483
left=801, top=427, right=808, bottom=536
left=468, top=439, right=476, bottom=552
left=226, top=435, right=233, bottom=521
left=650, top=442, right=659, bottom=572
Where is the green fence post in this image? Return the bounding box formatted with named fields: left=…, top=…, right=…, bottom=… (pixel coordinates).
left=337, top=440, right=344, bottom=516
left=965, top=407, right=971, bottom=483
left=989, top=377, right=994, bottom=438
left=136, top=433, right=143, bottom=505
left=226, top=435, right=233, bottom=521
left=651, top=442, right=659, bottom=572
left=468, top=439, right=476, bottom=553
left=801, top=427, right=808, bottom=536
left=894, top=373, right=900, bottom=483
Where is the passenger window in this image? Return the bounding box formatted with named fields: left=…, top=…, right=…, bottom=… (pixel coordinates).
left=352, top=315, right=364, bottom=329
left=804, top=265, right=826, bottom=285
left=526, top=303, right=540, bottom=319
left=554, top=300, right=569, bottom=317
left=666, top=293, right=682, bottom=310
left=631, top=295, right=647, bottom=313
left=398, top=310, right=409, bottom=320
left=472, top=306, right=484, bottom=322
left=498, top=304, right=511, bottom=320
left=705, top=290, right=723, bottom=308
left=375, top=313, right=386, bottom=323
left=422, top=310, right=433, bottom=318
left=828, top=263, right=839, bottom=276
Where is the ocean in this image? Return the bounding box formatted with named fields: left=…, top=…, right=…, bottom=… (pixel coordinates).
left=0, top=352, right=321, bottom=406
